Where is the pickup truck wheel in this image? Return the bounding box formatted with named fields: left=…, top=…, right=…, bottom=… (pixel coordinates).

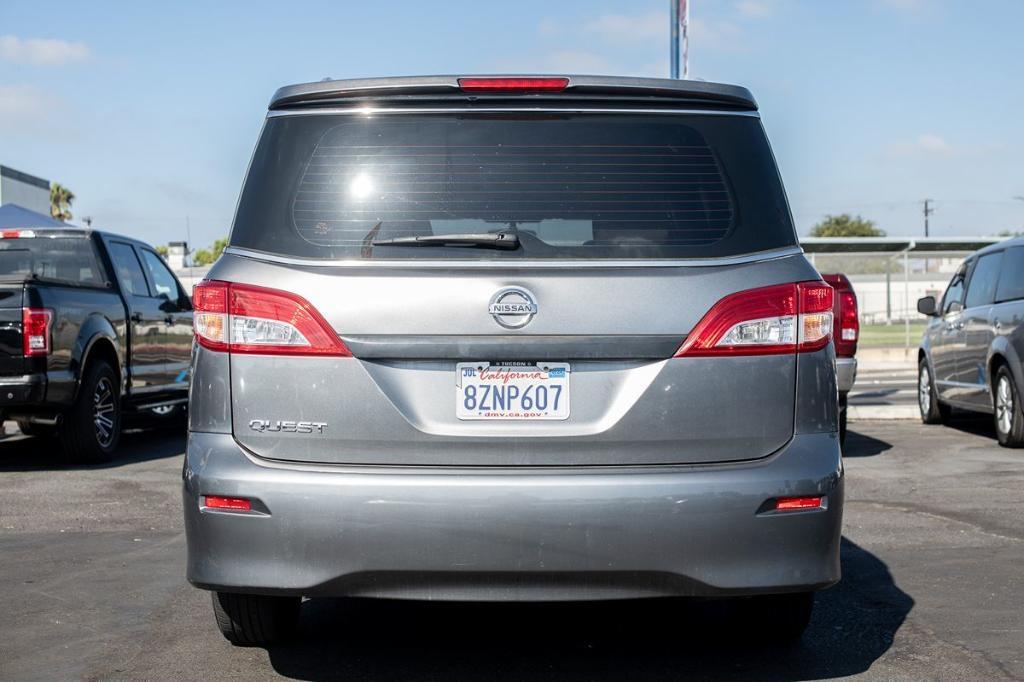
left=994, top=366, right=1024, bottom=448
left=16, top=420, right=56, bottom=438
left=211, top=592, right=300, bottom=646
left=919, top=359, right=950, bottom=425
left=61, top=360, right=121, bottom=463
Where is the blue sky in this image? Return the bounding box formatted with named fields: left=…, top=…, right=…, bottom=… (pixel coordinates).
left=1, top=0, right=1022, bottom=248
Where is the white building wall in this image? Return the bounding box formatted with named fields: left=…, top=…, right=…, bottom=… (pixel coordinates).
left=0, top=173, right=50, bottom=215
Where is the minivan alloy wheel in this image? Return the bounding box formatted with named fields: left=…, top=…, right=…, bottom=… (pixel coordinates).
left=919, top=365, right=931, bottom=417
left=996, top=374, right=1014, bottom=436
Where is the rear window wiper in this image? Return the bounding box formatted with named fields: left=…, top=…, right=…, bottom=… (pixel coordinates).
left=372, top=232, right=520, bottom=251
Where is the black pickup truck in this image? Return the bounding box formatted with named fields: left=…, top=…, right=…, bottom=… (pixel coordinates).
left=0, top=227, right=193, bottom=462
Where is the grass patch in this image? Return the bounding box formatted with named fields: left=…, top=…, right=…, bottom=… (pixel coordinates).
left=859, top=322, right=928, bottom=348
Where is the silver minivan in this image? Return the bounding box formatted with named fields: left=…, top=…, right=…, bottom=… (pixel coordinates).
left=183, top=75, right=844, bottom=646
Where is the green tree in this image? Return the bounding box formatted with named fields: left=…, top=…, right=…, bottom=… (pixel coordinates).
left=155, top=245, right=169, bottom=257
left=49, top=183, right=75, bottom=221
left=809, top=214, right=885, bottom=238
left=191, top=237, right=227, bottom=266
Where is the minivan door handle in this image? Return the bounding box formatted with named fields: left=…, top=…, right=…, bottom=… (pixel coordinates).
left=130, top=312, right=143, bottom=323
left=164, top=315, right=175, bottom=325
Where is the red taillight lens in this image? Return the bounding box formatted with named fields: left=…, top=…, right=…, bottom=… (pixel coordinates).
left=836, top=290, right=859, bottom=355
left=774, top=496, right=824, bottom=511
left=203, top=495, right=252, bottom=512
left=458, top=77, right=569, bottom=93
left=22, top=308, right=53, bottom=357
left=674, top=281, right=833, bottom=357
left=193, top=280, right=351, bottom=357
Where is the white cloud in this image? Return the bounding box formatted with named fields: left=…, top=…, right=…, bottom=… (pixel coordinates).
left=0, top=35, right=91, bottom=66
left=0, top=85, right=59, bottom=124
left=884, top=134, right=1003, bottom=159
left=489, top=50, right=614, bottom=75
left=736, top=0, right=774, bottom=19
left=580, top=9, right=747, bottom=53
left=876, top=0, right=929, bottom=11
left=582, top=11, right=664, bottom=46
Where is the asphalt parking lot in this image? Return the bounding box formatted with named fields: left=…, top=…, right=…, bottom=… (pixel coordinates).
left=1, top=418, right=1022, bottom=681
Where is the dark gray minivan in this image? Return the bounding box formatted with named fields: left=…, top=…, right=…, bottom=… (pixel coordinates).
left=917, top=237, right=1024, bottom=446
left=183, top=75, right=844, bottom=646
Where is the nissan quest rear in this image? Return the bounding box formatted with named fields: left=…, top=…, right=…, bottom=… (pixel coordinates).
left=183, top=75, right=844, bottom=646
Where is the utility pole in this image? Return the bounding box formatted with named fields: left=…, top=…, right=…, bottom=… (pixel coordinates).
left=670, top=0, right=689, bottom=79
left=670, top=0, right=679, bottom=79
left=922, top=199, right=934, bottom=237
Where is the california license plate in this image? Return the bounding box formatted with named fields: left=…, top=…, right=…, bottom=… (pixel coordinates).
left=456, top=362, right=570, bottom=420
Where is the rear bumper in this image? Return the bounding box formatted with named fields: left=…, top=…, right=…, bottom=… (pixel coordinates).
left=836, top=356, right=857, bottom=394
left=183, top=431, right=844, bottom=601
left=0, top=373, right=46, bottom=405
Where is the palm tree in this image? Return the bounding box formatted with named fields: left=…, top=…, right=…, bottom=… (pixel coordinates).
left=49, top=183, right=75, bottom=221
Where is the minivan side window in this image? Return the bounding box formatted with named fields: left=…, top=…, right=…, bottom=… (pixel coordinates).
left=108, top=242, right=150, bottom=297
left=964, top=252, right=1003, bottom=309
left=942, top=267, right=967, bottom=315
left=995, top=247, right=1024, bottom=303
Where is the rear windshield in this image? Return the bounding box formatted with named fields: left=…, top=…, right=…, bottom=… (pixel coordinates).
left=0, top=236, right=106, bottom=285
left=231, top=113, right=796, bottom=260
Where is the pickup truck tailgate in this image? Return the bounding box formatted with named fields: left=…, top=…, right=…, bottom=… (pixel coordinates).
left=0, top=284, right=25, bottom=375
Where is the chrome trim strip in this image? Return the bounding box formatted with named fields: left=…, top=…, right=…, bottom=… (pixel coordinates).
left=342, top=334, right=684, bottom=360
left=222, top=245, right=803, bottom=269
left=267, top=107, right=760, bottom=118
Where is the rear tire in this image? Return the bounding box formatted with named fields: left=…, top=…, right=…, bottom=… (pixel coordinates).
left=918, top=359, right=950, bottom=425
left=16, top=420, right=56, bottom=438
left=60, top=359, right=121, bottom=463
left=994, top=365, right=1024, bottom=448
left=211, top=592, right=301, bottom=646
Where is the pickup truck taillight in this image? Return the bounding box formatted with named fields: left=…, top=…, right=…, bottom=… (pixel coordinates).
left=835, top=290, right=859, bottom=356
left=193, top=280, right=351, bottom=357
left=22, top=308, right=53, bottom=357
left=674, top=281, right=834, bottom=357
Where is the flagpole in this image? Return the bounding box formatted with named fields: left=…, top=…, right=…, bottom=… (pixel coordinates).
left=682, top=0, right=690, bottom=78
left=670, top=0, right=680, bottom=79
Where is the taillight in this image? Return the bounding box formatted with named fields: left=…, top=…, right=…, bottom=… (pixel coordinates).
left=773, top=496, right=824, bottom=511
left=22, top=308, right=53, bottom=357
left=193, top=280, right=351, bottom=357
left=836, top=290, right=859, bottom=355
left=674, top=281, right=834, bottom=357
left=458, top=77, right=569, bottom=93
left=203, top=495, right=252, bottom=512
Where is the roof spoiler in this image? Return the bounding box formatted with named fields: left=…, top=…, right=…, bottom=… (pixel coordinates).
left=269, top=75, right=757, bottom=111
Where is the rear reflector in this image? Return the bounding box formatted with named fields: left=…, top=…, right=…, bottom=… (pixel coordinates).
left=2, top=229, right=34, bottom=239
left=22, top=308, right=53, bottom=357
left=674, top=281, right=834, bottom=357
left=193, top=280, right=351, bottom=357
left=458, top=77, right=569, bottom=93
left=203, top=495, right=252, bottom=512
left=774, top=496, right=824, bottom=511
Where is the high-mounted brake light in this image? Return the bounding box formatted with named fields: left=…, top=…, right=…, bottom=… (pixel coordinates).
left=22, top=308, right=53, bottom=357
left=458, top=77, right=569, bottom=93
left=193, top=280, right=351, bottom=357
left=674, top=281, right=834, bottom=357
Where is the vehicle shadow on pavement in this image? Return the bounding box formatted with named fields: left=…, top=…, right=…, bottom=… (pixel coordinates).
left=842, top=429, right=893, bottom=457
left=942, top=412, right=998, bottom=440
left=264, top=537, right=913, bottom=681
left=0, top=426, right=185, bottom=471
